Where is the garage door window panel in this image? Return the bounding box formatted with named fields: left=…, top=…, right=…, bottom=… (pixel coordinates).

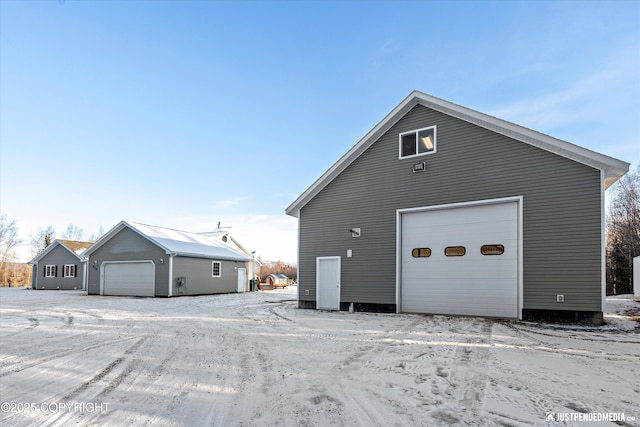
left=412, top=248, right=432, bottom=258
left=444, top=246, right=466, bottom=257
left=481, top=244, right=505, bottom=255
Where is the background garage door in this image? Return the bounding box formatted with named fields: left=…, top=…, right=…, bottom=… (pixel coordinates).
left=401, top=201, right=518, bottom=318
left=103, top=261, right=155, bottom=297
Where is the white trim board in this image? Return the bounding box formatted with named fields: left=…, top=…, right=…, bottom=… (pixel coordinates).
left=286, top=91, right=628, bottom=218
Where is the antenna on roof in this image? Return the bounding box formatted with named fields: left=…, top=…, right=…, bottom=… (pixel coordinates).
left=216, top=222, right=232, bottom=232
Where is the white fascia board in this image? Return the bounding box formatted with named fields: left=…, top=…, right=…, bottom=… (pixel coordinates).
left=285, top=90, right=629, bottom=217
left=57, top=242, right=85, bottom=261
left=285, top=93, right=418, bottom=218
left=29, top=240, right=85, bottom=264
left=82, top=221, right=173, bottom=258
left=412, top=92, right=629, bottom=188
left=81, top=221, right=128, bottom=257
left=172, top=252, right=251, bottom=262
left=28, top=240, right=62, bottom=264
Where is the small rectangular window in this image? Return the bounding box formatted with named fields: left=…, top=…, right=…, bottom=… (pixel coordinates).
left=401, top=133, right=417, bottom=157
left=399, top=126, right=436, bottom=159
left=481, top=245, right=504, bottom=255
left=64, top=264, right=76, bottom=277
left=212, top=261, right=221, bottom=277
left=412, top=248, right=431, bottom=258
left=45, top=265, right=56, bottom=277
left=445, top=246, right=466, bottom=257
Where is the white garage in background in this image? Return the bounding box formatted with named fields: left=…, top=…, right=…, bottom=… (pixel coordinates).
left=102, top=261, right=155, bottom=297
left=398, top=197, right=522, bottom=318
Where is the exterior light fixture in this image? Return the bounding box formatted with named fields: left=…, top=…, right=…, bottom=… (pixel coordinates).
left=350, top=228, right=361, bottom=238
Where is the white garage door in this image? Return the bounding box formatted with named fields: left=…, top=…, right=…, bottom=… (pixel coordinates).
left=102, top=261, right=155, bottom=297
left=401, top=201, right=518, bottom=318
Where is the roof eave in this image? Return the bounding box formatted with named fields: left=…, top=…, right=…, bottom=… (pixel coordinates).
left=28, top=241, right=60, bottom=264
left=286, top=92, right=420, bottom=218
left=285, top=90, right=630, bottom=216
left=173, top=252, right=251, bottom=262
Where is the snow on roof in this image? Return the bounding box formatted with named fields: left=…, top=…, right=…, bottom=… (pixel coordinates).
left=129, top=222, right=251, bottom=261
left=198, top=230, right=252, bottom=256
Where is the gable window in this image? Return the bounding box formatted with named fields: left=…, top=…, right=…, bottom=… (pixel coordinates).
left=212, top=261, right=221, bottom=278
left=399, top=126, right=436, bottom=158
left=64, top=264, right=77, bottom=277
left=45, top=265, right=57, bottom=277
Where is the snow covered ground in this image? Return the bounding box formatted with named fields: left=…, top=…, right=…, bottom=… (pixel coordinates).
left=0, top=286, right=638, bottom=427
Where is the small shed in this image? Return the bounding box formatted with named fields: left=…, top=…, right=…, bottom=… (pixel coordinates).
left=83, top=221, right=251, bottom=297
left=267, top=274, right=289, bottom=288
left=28, top=239, right=93, bottom=290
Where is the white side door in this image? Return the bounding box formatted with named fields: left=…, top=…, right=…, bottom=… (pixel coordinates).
left=237, top=268, right=246, bottom=293
left=317, top=257, right=340, bottom=310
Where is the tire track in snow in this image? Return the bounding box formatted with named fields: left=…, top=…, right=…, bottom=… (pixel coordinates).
left=0, top=335, right=146, bottom=379
left=428, top=318, right=492, bottom=425
left=62, top=335, right=149, bottom=401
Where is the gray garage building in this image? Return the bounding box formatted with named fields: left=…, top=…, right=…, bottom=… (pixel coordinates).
left=285, top=91, right=629, bottom=325
left=84, top=221, right=251, bottom=297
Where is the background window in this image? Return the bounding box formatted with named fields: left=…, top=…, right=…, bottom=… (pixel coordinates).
left=45, top=265, right=56, bottom=277
left=445, top=246, right=466, bottom=257
left=481, top=245, right=504, bottom=255
left=212, top=261, right=221, bottom=277
left=412, top=248, right=432, bottom=258
left=400, top=126, right=436, bottom=158
left=64, top=264, right=76, bottom=277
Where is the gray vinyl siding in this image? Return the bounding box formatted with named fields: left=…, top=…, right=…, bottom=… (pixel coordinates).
left=33, top=247, right=84, bottom=290
left=299, top=104, right=602, bottom=312
left=172, top=256, right=247, bottom=296
left=86, top=227, right=169, bottom=296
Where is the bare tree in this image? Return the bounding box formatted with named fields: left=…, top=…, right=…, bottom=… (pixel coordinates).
left=0, top=215, right=23, bottom=286
left=87, top=225, right=105, bottom=242
left=61, top=224, right=85, bottom=241
left=31, top=226, right=56, bottom=256
left=606, top=167, right=640, bottom=294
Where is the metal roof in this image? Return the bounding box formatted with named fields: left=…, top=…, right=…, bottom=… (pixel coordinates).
left=83, top=221, right=251, bottom=262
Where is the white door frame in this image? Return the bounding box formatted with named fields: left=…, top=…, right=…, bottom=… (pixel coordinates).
left=237, top=268, right=247, bottom=293
left=396, top=196, right=523, bottom=319
left=316, top=256, right=341, bottom=310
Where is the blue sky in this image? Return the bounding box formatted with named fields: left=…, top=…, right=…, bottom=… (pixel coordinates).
left=1, top=0, right=639, bottom=262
